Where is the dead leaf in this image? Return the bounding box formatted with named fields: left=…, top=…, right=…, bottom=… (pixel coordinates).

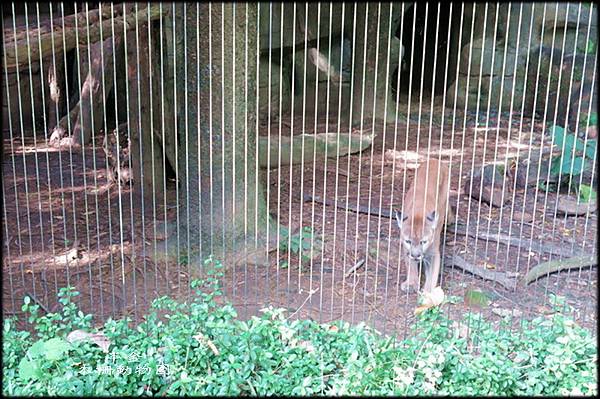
left=422, top=286, right=445, bottom=307
left=67, top=330, right=111, bottom=353
left=414, top=287, right=445, bottom=315
left=193, top=332, right=220, bottom=356
left=298, top=340, right=316, bottom=353
left=483, top=262, right=496, bottom=270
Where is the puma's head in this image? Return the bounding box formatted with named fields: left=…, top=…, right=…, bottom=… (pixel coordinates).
left=394, top=209, right=439, bottom=261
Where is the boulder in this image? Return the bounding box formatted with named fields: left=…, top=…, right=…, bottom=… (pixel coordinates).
left=447, top=3, right=597, bottom=117
left=464, top=163, right=513, bottom=207
left=459, top=38, right=518, bottom=77
left=523, top=49, right=597, bottom=128
left=446, top=73, right=526, bottom=113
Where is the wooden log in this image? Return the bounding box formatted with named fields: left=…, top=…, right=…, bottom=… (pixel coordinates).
left=303, top=193, right=393, bottom=218
left=154, top=7, right=178, bottom=175
left=463, top=164, right=512, bottom=208
left=258, top=132, right=375, bottom=168
left=126, top=16, right=165, bottom=201
left=72, top=34, right=122, bottom=145
left=3, top=4, right=124, bottom=45
left=449, top=223, right=582, bottom=259
left=444, top=254, right=517, bottom=290
left=3, top=4, right=167, bottom=71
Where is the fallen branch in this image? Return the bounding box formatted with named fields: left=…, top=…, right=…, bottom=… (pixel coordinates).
left=286, top=288, right=319, bottom=321
left=444, top=254, right=517, bottom=290
left=521, top=255, right=596, bottom=285
left=3, top=4, right=124, bottom=46
left=24, top=291, right=50, bottom=313
left=344, top=259, right=365, bottom=279
left=449, top=223, right=580, bottom=258
left=3, top=4, right=166, bottom=70
left=303, top=194, right=392, bottom=218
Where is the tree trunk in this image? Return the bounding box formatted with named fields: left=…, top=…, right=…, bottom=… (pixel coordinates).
left=351, top=3, right=404, bottom=126
left=164, top=3, right=271, bottom=268
left=72, top=35, right=122, bottom=145
left=126, top=15, right=165, bottom=203
left=153, top=6, right=178, bottom=176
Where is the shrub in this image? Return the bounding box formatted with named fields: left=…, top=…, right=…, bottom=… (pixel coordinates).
left=3, top=258, right=597, bottom=396
left=548, top=125, right=597, bottom=194
left=278, top=226, right=315, bottom=268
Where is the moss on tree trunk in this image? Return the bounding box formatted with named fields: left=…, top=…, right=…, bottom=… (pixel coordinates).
left=160, top=3, right=272, bottom=270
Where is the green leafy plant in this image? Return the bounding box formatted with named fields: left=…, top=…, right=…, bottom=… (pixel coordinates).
left=178, top=254, right=189, bottom=266
left=279, top=226, right=315, bottom=267
left=549, top=125, right=597, bottom=179
left=3, top=263, right=597, bottom=396
left=578, top=183, right=597, bottom=203
left=547, top=125, right=597, bottom=197
left=538, top=180, right=556, bottom=192
left=585, top=39, right=596, bottom=54
left=580, top=111, right=597, bottom=128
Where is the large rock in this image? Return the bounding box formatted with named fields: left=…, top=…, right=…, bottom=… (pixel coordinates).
left=293, top=37, right=351, bottom=87
left=458, top=38, right=518, bottom=77
left=446, top=72, right=526, bottom=113
left=447, top=2, right=597, bottom=117
left=540, top=3, right=597, bottom=53
left=464, top=164, right=513, bottom=208
left=567, top=57, right=598, bottom=138
left=257, top=3, right=398, bottom=52
left=258, top=3, right=347, bottom=51
left=523, top=49, right=597, bottom=128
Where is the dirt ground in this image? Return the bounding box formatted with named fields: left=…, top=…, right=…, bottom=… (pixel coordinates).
left=2, top=100, right=597, bottom=338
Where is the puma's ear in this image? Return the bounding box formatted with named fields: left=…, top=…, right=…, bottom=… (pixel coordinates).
left=426, top=210, right=439, bottom=224
left=394, top=210, right=408, bottom=229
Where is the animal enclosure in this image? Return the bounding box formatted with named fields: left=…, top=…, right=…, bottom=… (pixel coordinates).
left=2, top=2, right=598, bottom=340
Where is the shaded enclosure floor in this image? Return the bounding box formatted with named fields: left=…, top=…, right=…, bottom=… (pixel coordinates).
left=2, top=105, right=597, bottom=337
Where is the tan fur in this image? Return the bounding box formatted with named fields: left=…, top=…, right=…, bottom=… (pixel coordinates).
left=395, top=159, right=454, bottom=293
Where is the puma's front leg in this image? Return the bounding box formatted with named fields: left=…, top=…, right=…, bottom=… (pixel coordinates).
left=401, top=257, right=420, bottom=292
left=423, top=250, right=441, bottom=293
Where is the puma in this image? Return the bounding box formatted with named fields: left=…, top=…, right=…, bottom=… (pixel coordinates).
left=394, top=158, right=454, bottom=293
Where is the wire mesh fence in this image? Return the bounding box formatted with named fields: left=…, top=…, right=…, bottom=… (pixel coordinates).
left=2, top=2, right=598, bottom=338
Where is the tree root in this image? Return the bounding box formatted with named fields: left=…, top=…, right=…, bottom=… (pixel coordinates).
left=521, top=255, right=596, bottom=285
left=444, top=254, right=517, bottom=290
